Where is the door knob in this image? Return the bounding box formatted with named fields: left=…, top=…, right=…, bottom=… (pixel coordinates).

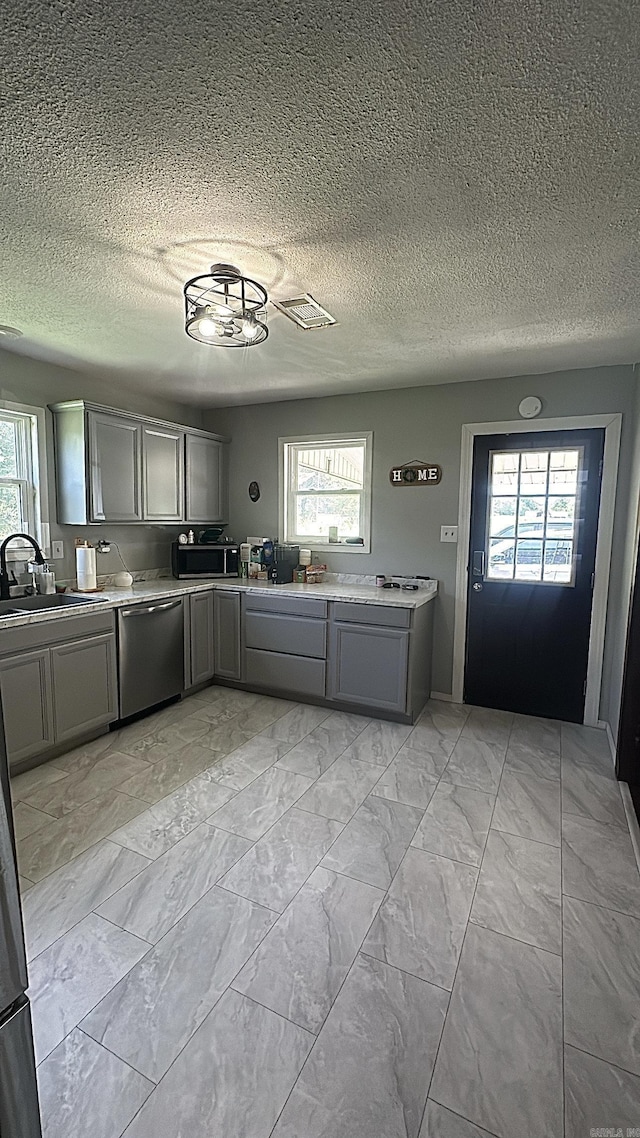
left=473, top=582, right=483, bottom=591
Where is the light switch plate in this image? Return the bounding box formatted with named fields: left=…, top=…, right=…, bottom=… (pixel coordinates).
left=440, top=526, right=458, bottom=543
left=51, top=540, right=64, bottom=559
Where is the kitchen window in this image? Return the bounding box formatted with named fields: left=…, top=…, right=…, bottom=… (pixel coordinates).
left=0, top=402, right=48, bottom=557
left=280, top=433, right=373, bottom=552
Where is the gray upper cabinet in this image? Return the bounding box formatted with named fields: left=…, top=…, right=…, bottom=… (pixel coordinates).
left=186, top=433, right=228, bottom=523
left=142, top=424, right=184, bottom=522
left=88, top=411, right=143, bottom=522
left=50, top=401, right=229, bottom=525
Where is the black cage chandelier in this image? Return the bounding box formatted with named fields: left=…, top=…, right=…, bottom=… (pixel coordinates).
left=184, top=263, right=268, bottom=347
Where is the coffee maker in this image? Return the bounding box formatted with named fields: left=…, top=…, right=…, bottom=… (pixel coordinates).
left=270, top=544, right=300, bottom=584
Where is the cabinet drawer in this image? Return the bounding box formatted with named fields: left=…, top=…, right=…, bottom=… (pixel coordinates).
left=244, top=611, right=326, bottom=659
left=244, top=648, right=326, bottom=698
left=0, top=611, right=116, bottom=656
left=244, top=593, right=327, bottom=619
left=331, top=602, right=411, bottom=629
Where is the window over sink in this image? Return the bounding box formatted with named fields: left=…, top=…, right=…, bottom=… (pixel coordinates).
left=279, top=433, right=373, bottom=552
left=0, top=401, right=49, bottom=557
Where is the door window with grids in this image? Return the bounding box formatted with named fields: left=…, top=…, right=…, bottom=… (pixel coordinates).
left=487, top=448, right=582, bottom=584
left=281, top=433, right=372, bottom=551
left=0, top=408, right=42, bottom=551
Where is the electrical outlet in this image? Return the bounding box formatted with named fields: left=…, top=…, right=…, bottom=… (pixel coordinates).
left=51, top=540, right=64, bottom=559
left=440, top=526, right=458, bottom=543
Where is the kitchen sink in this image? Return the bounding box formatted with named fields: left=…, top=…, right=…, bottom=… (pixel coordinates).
left=0, top=594, right=103, bottom=616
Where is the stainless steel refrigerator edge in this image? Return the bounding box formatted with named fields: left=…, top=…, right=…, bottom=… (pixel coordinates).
left=0, top=702, right=42, bottom=1137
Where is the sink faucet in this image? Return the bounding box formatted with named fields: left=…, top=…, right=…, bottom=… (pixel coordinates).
left=0, top=533, right=45, bottom=599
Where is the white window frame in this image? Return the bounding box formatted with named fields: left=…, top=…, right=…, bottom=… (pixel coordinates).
left=485, top=445, right=583, bottom=587
left=279, top=432, right=373, bottom=553
left=0, top=400, right=49, bottom=560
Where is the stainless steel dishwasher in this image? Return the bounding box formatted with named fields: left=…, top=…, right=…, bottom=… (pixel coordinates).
left=117, top=596, right=185, bottom=719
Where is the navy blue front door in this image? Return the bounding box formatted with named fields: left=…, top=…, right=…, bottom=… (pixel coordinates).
left=464, top=428, right=604, bottom=722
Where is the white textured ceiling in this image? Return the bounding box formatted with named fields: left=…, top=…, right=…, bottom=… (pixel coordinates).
left=1, top=1, right=639, bottom=406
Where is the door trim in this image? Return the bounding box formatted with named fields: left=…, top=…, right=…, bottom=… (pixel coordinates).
left=452, top=413, right=622, bottom=725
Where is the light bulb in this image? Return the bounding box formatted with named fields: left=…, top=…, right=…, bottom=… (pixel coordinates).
left=243, top=317, right=260, bottom=340
left=197, top=316, right=221, bottom=337
left=211, top=302, right=233, bottom=319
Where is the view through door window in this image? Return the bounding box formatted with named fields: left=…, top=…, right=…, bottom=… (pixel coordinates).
left=487, top=448, right=582, bottom=583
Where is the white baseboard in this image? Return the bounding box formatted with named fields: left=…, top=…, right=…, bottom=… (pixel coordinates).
left=597, top=719, right=617, bottom=769
left=598, top=720, right=640, bottom=877
left=620, top=783, right=640, bottom=877
left=430, top=691, right=454, bottom=702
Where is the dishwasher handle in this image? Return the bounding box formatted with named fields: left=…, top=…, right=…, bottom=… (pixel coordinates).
left=120, top=599, right=183, bottom=618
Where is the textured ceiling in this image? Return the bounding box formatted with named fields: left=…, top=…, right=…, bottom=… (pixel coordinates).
left=1, top=0, right=639, bottom=406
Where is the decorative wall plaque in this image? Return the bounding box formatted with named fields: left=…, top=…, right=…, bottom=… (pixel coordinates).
left=248, top=481, right=261, bottom=502
left=389, top=460, right=442, bottom=486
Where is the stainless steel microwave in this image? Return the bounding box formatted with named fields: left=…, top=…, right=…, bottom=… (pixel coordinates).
left=171, top=541, right=239, bottom=579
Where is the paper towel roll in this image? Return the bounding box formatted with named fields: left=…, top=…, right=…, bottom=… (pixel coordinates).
left=76, top=545, right=97, bottom=591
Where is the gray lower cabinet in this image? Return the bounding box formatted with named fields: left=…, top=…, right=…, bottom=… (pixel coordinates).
left=214, top=590, right=241, bottom=680
left=206, top=589, right=432, bottom=721
left=50, top=633, right=118, bottom=745
left=187, top=590, right=215, bottom=688
left=0, top=614, right=118, bottom=771
left=328, top=621, right=410, bottom=713
left=242, top=593, right=327, bottom=698
left=0, top=649, right=55, bottom=766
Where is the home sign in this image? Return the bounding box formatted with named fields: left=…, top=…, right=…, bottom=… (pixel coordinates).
left=389, top=461, right=442, bottom=486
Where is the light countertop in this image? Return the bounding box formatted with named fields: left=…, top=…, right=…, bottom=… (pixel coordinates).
left=0, top=577, right=437, bottom=629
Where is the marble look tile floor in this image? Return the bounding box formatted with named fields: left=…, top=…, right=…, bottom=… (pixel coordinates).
left=11, top=688, right=640, bottom=1138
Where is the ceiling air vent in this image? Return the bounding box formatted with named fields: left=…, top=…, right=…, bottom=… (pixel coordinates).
left=271, top=294, right=337, bottom=330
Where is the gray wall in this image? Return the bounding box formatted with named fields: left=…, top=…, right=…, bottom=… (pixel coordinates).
left=0, top=347, right=211, bottom=583
left=4, top=342, right=637, bottom=728
left=207, top=364, right=637, bottom=714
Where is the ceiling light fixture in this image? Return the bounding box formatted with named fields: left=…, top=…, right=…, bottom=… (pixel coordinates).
left=183, top=263, right=268, bottom=348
